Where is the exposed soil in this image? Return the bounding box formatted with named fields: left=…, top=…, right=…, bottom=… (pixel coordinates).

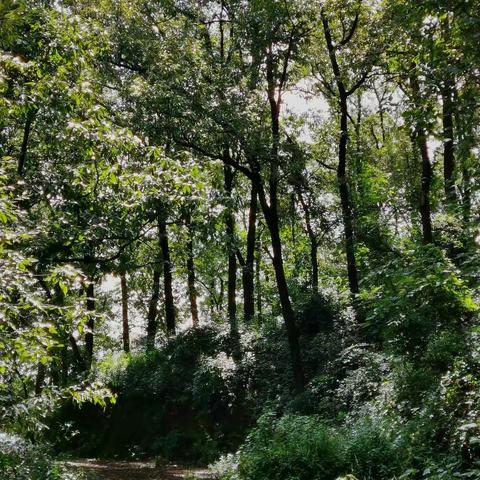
left=64, top=459, right=214, bottom=480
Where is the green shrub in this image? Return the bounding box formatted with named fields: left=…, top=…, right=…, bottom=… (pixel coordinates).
left=210, top=453, right=239, bottom=480
left=0, top=432, right=81, bottom=480
left=237, top=413, right=345, bottom=480
left=362, top=244, right=476, bottom=358
left=220, top=414, right=420, bottom=480
left=342, top=418, right=409, bottom=480
left=0, top=433, right=49, bottom=480
left=423, top=330, right=465, bottom=372
left=53, top=326, right=249, bottom=463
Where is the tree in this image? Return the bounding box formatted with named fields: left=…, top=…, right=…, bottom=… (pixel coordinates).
left=313, top=0, right=378, bottom=295
left=120, top=269, right=130, bottom=353
left=184, top=208, right=200, bottom=327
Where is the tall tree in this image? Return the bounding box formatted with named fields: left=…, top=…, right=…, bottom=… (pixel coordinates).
left=159, top=205, right=176, bottom=335
left=408, top=66, right=434, bottom=244
left=297, top=188, right=319, bottom=293
left=84, top=280, right=96, bottom=368
left=184, top=209, right=199, bottom=327
left=120, top=269, right=130, bottom=353
left=223, top=162, right=240, bottom=359
left=317, top=3, right=371, bottom=295
left=242, top=182, right=257, bottom=322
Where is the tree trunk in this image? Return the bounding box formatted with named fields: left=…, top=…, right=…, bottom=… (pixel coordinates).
left=34, top=363, right=46, bottom=396
left=61, top=344, right=68, bottom=385
left=224, top=162, right=241, bottom=360
left=417, top=132, right=434, bottom=243
left=218, top=278, right=224, bottom=312
left=461, top=156, right=472, bottom=224
left=255, top=230, right=262, bottom=319
left=310, top=241, right=318, bottom=294
left=146, top=268, right=161, bottom=351
left=159, top=207, right=176, bottom=335
left=263, top=48, right=304, bottom=392
left=243, top=183, right=257, bottom=322
left=84, top=281, right=95, bottom=368
left=298, top=191, right=319, bottom=293
left=70, top=335, right=85, bottom=370
left=17, top=109, right=35, bottom=176
left=321, top=12, right=360, bottom=296
left=410, top=69, right=433, bottom=244
left=185, top=211, right=199, bottom=327
left=120, top=271, right=130, bottom=353
left=338, top=97, right=360, bottom=294
left=442, top=78, right=456, bottom=204
left=258, top=185, right=305, bottom=392
left=440, top=15, right=457, bottom=206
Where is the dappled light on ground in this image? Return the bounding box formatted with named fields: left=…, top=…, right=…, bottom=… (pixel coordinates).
left=65, top=459, right=213, bottom=480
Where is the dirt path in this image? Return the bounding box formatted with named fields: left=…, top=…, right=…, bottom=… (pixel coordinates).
left=65, top=459, right=214, bottom=480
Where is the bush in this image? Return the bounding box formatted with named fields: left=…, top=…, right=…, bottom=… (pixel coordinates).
left=53, top=326, right=250, bottom=463
left=362, top=244, right=476, bottom=358
left=236, top=413, right=345, bottom=480
left=218, top=414, right=425, bottom=480
left=0, top=432, right=84, bottom=480
left=342, top=418, right=409, bottom=480
left=210, top=453, right=239, bottom=480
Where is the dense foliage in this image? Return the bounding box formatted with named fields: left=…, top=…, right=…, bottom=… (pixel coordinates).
left=1, top=0, right=480, bottom=478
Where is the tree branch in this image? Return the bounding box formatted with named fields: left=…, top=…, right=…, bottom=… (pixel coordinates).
left=338, top=10, right=360, bottom=47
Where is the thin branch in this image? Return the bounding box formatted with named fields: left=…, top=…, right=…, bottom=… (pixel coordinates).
left=316, top=158, right=336, bottom=171
left=236, top=248, right=245, bottom=267
left=346, top=68, right=370, bottom=96
left=278, top=27, right=296, bottom=98
left=105, top=59, right=147, bottom=74
left=338, top=10, right=360, bottom=47
left=174, top=136, right=254, bottom=179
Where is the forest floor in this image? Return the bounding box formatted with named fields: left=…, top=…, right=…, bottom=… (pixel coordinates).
left=64, top=459, right=214, bottom=480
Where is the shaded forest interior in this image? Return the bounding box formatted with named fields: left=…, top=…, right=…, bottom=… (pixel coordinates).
left=1, top=0, right=480, bottom=479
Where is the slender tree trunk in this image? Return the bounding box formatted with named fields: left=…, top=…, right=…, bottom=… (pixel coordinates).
left=218, top=278, right=224, bottom=312
left=418, top=132, right=434, bottom=243
left=458, top=112, right=473, bottom=224
left=158, top=207, right=175, bottom=335
left=61, top=344, right=68, bottom=385
left=50, top=360, right=60, bottom=386
left=410, top=70, right=433, bottom=243
left=255, top=230, right=262, bottom=319
left=310, top=239, right=319, bottom=294
left=84, top=281, right=95, bottom=368
left=224, top=162, right=240, bottom=360
left=218, top=3, right=238, bottom=348
left=34, top=363, right=46, bottom=395
left=462, top=158, right=472, bottom=224
left=440, top=15, right=457, bottom=206
left=462, top=175, right=471, bottom=221
left=146, top=267, right=161, bottom=351
left=263, top=48, right=304, bottom=392
left=375, top=86, right=387, bottom=144
left=338, top=97, right=360, bottom=294
left=120, top=271, right=130, bottom=353
left=224, top=164, right=237, bottom=324
left=69, top=335, right=85, bottom=369
left=442, top=78, right=456, bottom=204
left=185, top=211, right=199, bottom=327
left=298, top=191, right=318, bottom=293
left=243, top=183, right=257, bottom=322
left=321, top=12, right=360, bottom=296
left=258, top=186, right=304, bottom=392
left=291, top=194, right=299, bottom=270
left=17, top=109, right=35, bottom=176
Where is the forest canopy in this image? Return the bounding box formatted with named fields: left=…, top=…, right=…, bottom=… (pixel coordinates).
left=1, top=0, right=480, bottom=479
